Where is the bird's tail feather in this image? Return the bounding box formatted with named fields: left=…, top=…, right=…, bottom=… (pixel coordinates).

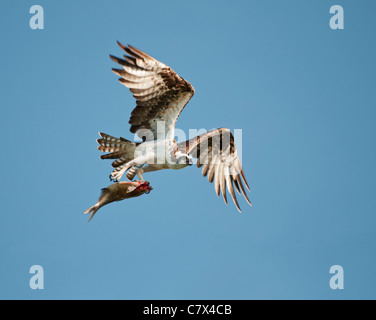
left=97, top=132, right=138, bottom=168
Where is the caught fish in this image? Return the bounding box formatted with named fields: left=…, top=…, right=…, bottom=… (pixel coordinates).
left=83, top=181, right=153, bottom=222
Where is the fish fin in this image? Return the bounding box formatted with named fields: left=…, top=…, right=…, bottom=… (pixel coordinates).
left=98, top=188, right=109, bottom=202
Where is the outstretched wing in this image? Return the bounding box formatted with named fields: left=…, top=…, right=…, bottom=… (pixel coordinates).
left=110, top=42, right=195, bottom=140
left=178, top=128, right=252, bottom=212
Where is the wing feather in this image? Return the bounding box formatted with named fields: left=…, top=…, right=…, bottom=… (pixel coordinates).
left=178, top=128, right=251, bottom=212
left=220, top=167, right=228, bottom=205
left=207, top=155, right=217, bottom=183
left=110, top=42, right=195, bottom=140
left=224, top=167, right=241, bottom=212
left=214, top=164, right=221, bottom=196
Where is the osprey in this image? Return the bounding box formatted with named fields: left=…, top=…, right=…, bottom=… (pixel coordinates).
left=96, top=42, right=252, bottom=212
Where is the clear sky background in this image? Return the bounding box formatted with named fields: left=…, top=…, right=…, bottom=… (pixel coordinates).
left=1, top=0, right=375, bottom=300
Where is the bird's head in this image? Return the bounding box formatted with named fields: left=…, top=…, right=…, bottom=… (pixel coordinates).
left=176, top=152, right=193, bottom=166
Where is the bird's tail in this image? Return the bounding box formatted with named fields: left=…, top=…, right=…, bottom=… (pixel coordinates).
left=83, top=204, right=100, bottom=222
left=97, top=132, right=139, bottom=168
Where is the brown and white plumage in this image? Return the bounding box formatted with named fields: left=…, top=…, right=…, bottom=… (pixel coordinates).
left=110, top=42, right=194, bottom=140
left=178, top=128, right=252, bottom=212
left=96, top=42, right=252, bottom=212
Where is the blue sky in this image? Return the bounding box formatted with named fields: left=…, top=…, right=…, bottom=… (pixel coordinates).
left=1, top=0, right=375, bottom=300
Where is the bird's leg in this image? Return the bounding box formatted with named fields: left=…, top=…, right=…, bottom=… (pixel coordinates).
left=110, top=165, right=128, bottom=182
left=136, top=168, right=145, bottom=182
left=110, top=156, right=150, bottom=182
left=126, top=164, right=144, bottom=181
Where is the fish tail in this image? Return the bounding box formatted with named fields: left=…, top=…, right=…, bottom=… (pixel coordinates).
left=83, top=204, right=100, bottom=222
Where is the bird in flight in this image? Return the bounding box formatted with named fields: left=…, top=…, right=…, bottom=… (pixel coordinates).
left=96, top=42, right=252, bottom=212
